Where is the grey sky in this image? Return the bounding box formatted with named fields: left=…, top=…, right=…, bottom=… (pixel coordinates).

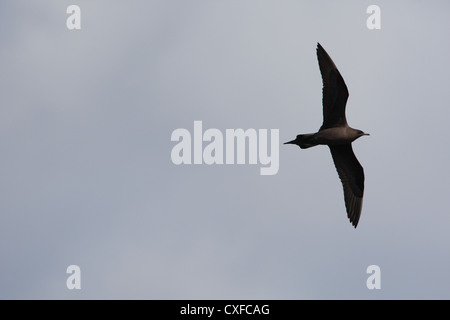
left=1, top=0, right=450, bottom=299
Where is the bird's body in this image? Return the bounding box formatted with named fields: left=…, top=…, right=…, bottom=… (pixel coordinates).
left=285, top=43, right=369, bottom=228
left=299, top=126, right=364, bottom=148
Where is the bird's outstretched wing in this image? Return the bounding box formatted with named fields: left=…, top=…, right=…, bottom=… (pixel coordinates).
left=329, top=144, right=365, bottom=227
left=316, top=43, right=349, bottom=130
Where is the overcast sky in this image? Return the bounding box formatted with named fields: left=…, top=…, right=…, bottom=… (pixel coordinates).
left=1, top=0, right=450, bottom=299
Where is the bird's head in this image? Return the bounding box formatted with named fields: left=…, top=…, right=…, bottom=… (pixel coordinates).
left=356, top=130, right=370, bottom=139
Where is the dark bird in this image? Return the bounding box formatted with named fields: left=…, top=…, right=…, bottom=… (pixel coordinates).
left=285, top=43, right=369, bottom=228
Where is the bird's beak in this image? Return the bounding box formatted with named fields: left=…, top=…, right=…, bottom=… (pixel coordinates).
left=284, top=139, right=296, bottom=145
left=364, top=133, right=370, bottom=136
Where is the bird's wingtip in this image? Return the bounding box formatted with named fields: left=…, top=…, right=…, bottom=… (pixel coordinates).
left=349, top=211, right=361, bottom=228
left=316, top=43, right=326, bottom=56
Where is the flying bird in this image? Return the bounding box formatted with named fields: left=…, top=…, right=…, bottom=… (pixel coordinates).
left=285, top=43, right=369, bottom=228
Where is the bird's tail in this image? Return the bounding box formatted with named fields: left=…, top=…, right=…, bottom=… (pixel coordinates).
left=298, top=133, right=318, bottom=149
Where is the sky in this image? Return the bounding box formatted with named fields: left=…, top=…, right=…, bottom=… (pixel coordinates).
left=1, top=0, right=450, bottom=299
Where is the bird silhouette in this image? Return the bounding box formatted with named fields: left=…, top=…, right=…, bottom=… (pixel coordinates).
left=285, top=43, right=369, bottom=228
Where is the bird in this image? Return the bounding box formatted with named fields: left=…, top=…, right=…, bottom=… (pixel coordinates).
left=285, top=43, right=369, bottom=228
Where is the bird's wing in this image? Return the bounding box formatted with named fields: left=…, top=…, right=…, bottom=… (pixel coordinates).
left=316, top=43, right=349, bottom=130
left=329, top=144, right=364, bottom=228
